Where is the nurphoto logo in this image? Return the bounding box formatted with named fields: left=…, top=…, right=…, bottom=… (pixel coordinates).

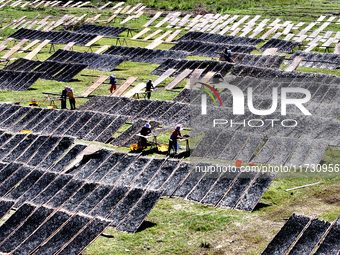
left=196, top=81, right=312, bottom=116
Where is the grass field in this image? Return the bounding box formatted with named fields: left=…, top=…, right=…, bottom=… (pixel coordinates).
left=0, top=1, right=340, bottom=254
left=124, top=0, right=309, bottom=12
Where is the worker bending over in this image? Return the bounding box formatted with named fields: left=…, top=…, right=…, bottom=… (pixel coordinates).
left=224, top=47, right=233, bottom=62
left=139, top=123, right=151, bottom=148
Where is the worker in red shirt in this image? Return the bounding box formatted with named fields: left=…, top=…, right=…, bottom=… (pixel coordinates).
left=167, top=126, right=182, bottom=155
left=109, top=75, right=117, bottom=94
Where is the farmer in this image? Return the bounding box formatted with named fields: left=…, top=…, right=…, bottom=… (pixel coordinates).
left=139, top=123, right=151, bottom=148
left=109, top=75, right=117, bottom=94
left=67, top=87, right=76, bottom=110
left=167, top=126, right=182, bottom=155
left=145, top=79, right=154, bottom=100
left=213, top=72, right=224, bottom=83
left=61, top=87, right=67, bottom=109
left=224, top=47, right=233, bottom=62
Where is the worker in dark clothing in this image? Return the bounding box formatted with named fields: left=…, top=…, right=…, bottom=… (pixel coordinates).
left=61, top=87, right=67, bottom=109
left=224, top=47, right=233, bottom=62
left=139, top=123, right=151, bottom=148
left=167, top=126, right=182, bottom=155
left=145, top=79, right=154, bottom=100
left=67, top=87, right=76, bottom=110
left=109, top=75, right=117, bottom=94
left=212, top=72, right=224, bottom=83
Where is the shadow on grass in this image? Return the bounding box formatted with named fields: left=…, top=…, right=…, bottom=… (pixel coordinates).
left=253, top=202, right=271, bottom=212
left=112, top=68, right=127, bottom=71
left=171, top=151, right=190, bottom=159
left=69, top=78, right=81, bottom=82
left=136, top=221, right=157, bottom=232
left=140, top=148, right=190, bottom=158
left=141, top=147, right=162, bottom=156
